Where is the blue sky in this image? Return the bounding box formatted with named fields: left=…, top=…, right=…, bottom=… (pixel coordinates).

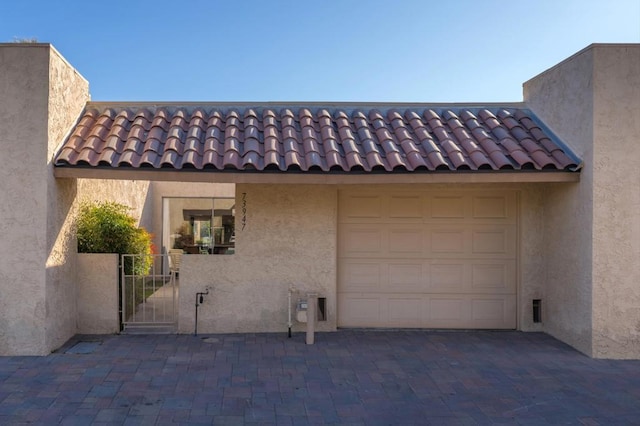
left=1, top=0, right=638, bottom=102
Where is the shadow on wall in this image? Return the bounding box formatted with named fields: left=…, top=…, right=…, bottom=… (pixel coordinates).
left=139, top=183, right=154, bottom=231
left=46, top=177, right=78, bottom=265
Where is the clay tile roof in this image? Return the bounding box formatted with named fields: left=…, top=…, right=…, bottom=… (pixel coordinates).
left=54, top=104, right=581, bottom=173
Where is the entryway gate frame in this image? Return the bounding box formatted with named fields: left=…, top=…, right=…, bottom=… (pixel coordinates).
left=120, top=254, right=177, bottom=332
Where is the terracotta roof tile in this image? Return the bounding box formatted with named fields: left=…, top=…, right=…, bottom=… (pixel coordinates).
left=55, top=105, right=581, bottom=173
left=181, top=151, right=200, bottom=169
left=98, top=148, right=118, bottom=166
left=139, top=150, right=160, bottom=168
left=142, top=138, right=161, bottom=154
left=202, top=150, right=222, bottom=169
left=76, top=148, right=97, bottom=166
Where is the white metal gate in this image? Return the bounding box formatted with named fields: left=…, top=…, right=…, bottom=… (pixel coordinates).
left=121, top=254, right=177, bottom=332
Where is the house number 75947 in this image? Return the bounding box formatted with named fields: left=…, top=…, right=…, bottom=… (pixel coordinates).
left=241, top=192, right=247, bottom=231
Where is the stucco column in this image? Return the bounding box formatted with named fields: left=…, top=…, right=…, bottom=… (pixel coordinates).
left=524, top=44, right=640, bottom=359
left=0, top=44, right=89, bottom=355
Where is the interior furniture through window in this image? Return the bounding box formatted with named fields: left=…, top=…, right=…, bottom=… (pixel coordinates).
left=162, top=197, right=235, bottom=256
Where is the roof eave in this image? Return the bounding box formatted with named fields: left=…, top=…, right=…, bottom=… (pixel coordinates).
left=53, top=167, right=580, bottom=184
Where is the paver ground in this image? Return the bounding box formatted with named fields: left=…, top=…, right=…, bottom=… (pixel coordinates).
left=1, top=331, right=639, bottom=425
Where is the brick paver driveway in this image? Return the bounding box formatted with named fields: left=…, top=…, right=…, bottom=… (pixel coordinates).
left=1, top=331, right=639, bottom=425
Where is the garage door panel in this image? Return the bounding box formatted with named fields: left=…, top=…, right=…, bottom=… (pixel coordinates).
left=342, top=259, right=515, bottom=295
left=388, top=297, right=422, bottom=326
left=427, top=295, right=515, bottom=328
left=342, top=224, right=431, bottom=258
left=389, top=195, right=423, bottom=219
left=430, top=228, right=467, bottom=254
left=338, top=293, right=516, bottom=328
left=470, top=296, right=516, bottom=328
left=342, top=195, right=383, bottom=219
left=338, top=296, right=382, bottom=326
left=471, top=299, right=506, bottom=321
left=389, top=228, right=424, bottom=253
left=431, top=195, right=466, bottom=219
left=388, top=262, right=426, bottom=293
left=430, top=262, right=466, bottom=292
left=341, top=227, right=384, bottom=255
left=429, top=297, right=469, bottom=324
left=471, top=226, right=516, bottom=256
left=472, top=195, right=508, bottom=219
left=471, top=261, right=516, bottom=292
left=472, top=230, right=506, bottom=253
left=340, top=261, right=383, bottom=293
left=472, top=193, right=517, bottom=222
left=340, top=192, right=516, bottom=223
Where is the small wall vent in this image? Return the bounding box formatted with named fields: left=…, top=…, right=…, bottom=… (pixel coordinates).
left=318, top=297, right=327, bottom=322
left=533, top=299, right=542, bottom=323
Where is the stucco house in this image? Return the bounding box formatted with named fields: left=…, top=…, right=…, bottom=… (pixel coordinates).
left=0, top=43, right=638, bottom=359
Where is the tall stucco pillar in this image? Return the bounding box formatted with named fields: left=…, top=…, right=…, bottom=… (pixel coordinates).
left=0, top=44, right=89, bottom=355
left=524, top=44, right=640, bottom=359
left=588, top=46, right=640, bottom=359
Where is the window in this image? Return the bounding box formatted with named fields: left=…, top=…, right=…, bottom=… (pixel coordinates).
left=162, top=197, right=235, bottom=255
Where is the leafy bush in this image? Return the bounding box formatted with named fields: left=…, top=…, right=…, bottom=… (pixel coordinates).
left=77, top=201, right=153, bottom=275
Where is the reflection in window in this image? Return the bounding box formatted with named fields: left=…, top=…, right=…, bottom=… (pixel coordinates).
left=162, top=197, right=235, bottom=255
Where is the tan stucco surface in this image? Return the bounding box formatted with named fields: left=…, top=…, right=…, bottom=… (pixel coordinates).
left=77, top=254, right=119, bottom=334
left=517, top=186, right=546, bottom=332
left=0, top=45, right=153, bottom=355
left=524, top=47, right=595, bottom=356
left=0, top=45, right=89, bottom=355
left=178, top=184, right=338, bottom=334
left=525, top=44, right=640, bottom=358
left=590, top=46, right=640, bottom=358
left=0, top=45, right=49, bottom=355
left=77, top=179, right=152, bottom=227
left=44, top=48, right=91, bottom=353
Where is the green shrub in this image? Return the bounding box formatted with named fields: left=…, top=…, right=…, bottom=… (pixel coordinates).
left=77, top=201, right=153, bottom=275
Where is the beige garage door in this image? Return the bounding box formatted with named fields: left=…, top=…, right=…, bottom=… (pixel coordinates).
left=338, top=190, right=517, bottom=329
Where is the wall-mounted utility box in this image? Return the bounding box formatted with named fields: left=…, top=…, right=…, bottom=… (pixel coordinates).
left=295, top=297, right=327, bottom=323
left=296, top=299, right=308, bottom=323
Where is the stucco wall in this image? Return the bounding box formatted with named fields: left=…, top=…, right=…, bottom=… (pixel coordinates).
left=590, top=46, right=640, bottom=359
left=178, top=184, right=338, bottom=334
left=77, top=254, right=119, bottom=334
left=0, top=44, right=89, bottom=355
left=0, top=44, right=152, bottom=354
left=44, top=48, right=91, bottom=353
left=77, top=179, right=152, bottom=225
left=525, top=44, right=640, bottom=359
left=73, top=178, right=152, bottom=335
left=524, top=47, right=595, bottom=356
left=517, top=186, right=546, bottom=332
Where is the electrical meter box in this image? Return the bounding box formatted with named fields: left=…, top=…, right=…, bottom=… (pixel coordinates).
left=295, top=299, right=308, bottom=323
